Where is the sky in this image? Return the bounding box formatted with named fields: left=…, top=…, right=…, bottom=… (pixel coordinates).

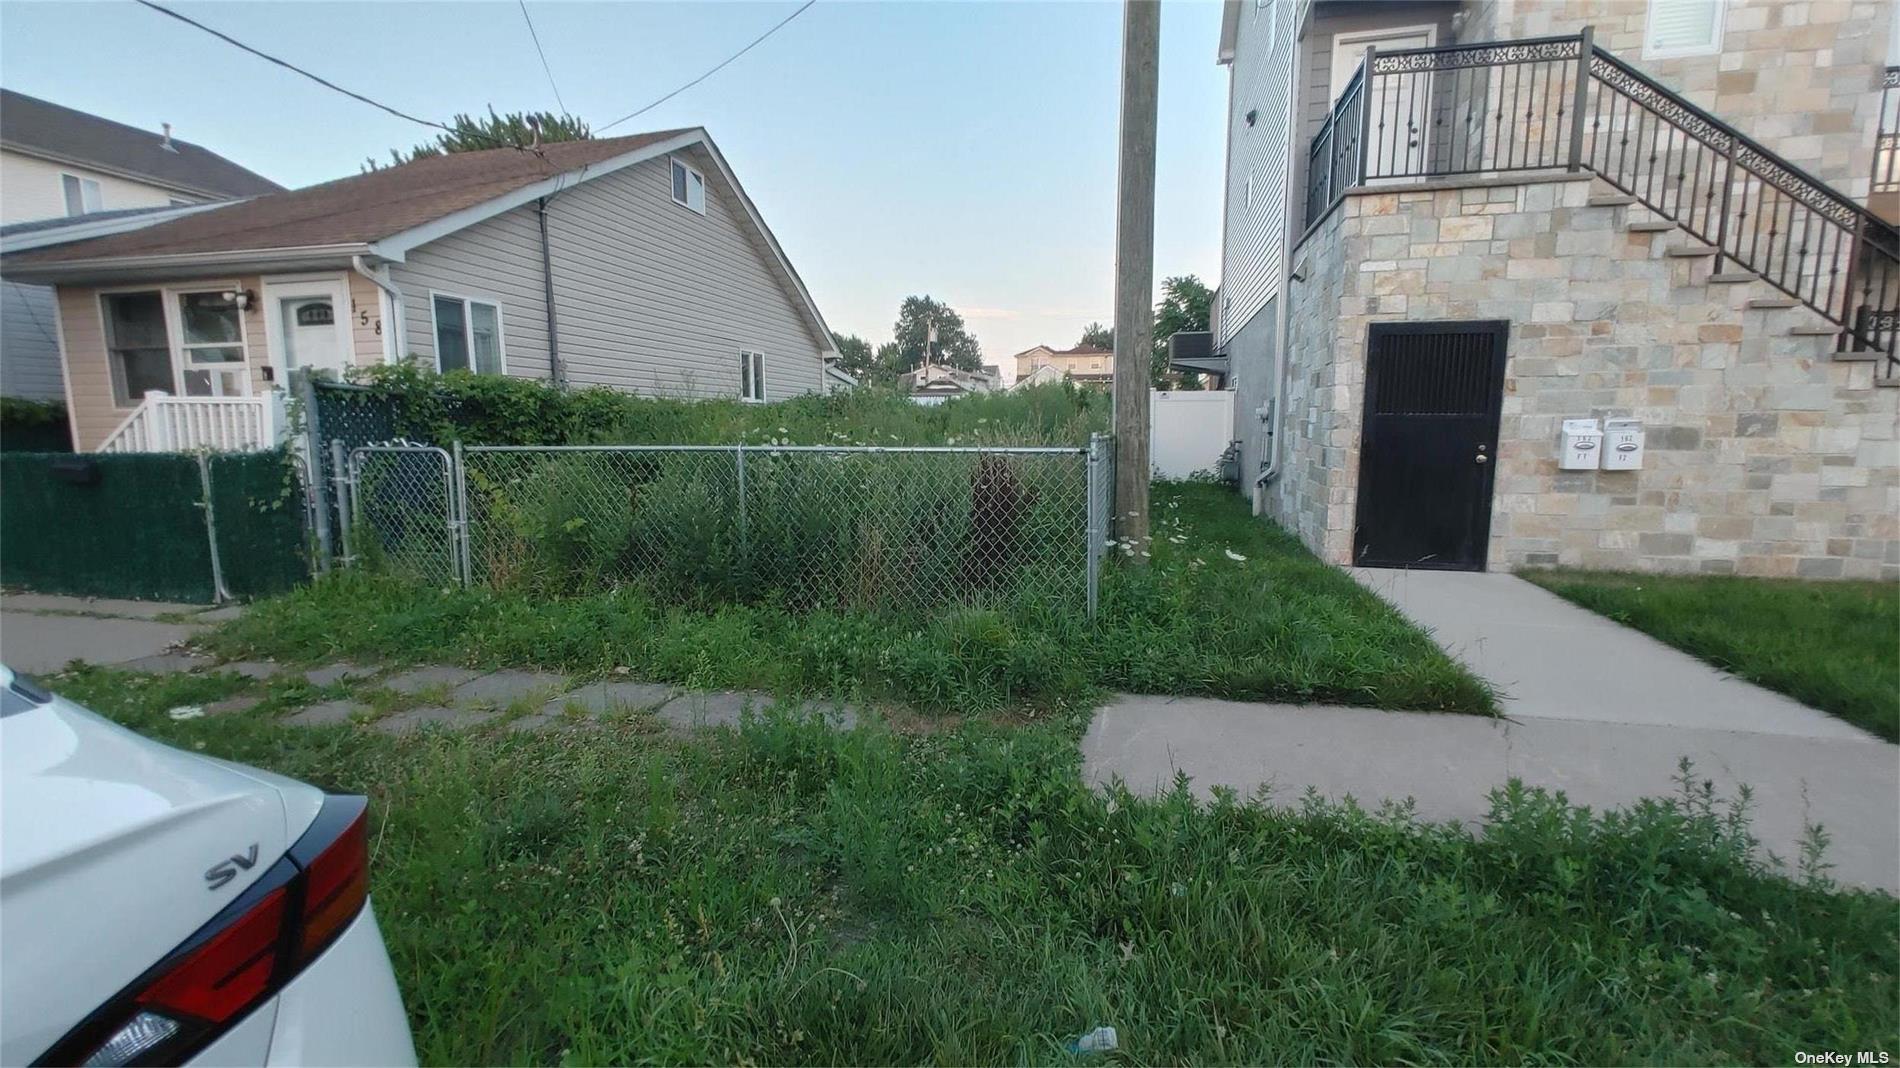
left=0, top=0, right=1229, bottom=380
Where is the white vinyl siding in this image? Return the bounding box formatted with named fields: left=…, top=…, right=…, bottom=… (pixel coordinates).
left=1644, top=0, right=1724, bottom=58
left=1217, top=0, right=1295, bottom=346
left=390, top=150, right=825, bottom=399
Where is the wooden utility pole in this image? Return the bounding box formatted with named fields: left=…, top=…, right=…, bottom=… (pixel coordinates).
left=1112, top=0, right=1159, bottom=556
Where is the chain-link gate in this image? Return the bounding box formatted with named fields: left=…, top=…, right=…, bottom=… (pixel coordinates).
left=344, top=445, right=460, bottom=587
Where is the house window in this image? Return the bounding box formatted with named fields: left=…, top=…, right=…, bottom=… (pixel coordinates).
left=175, top=291, right=246, bottom=396
left=101, top=291, right=171, bottom=406
left=1644, top=0, right=1724, bottom=58
left=62, top=174, right=102, bottom=216
left=432, top=294, right=504, bottom=374
left=740, top=350, right=765, bottom=402
left=671, top=158, right=706, bottom=215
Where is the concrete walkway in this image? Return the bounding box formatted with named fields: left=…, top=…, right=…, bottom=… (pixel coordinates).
left=0, top=595, right=227, bottom=675
left=1083, top=569, right=1899, bottom=892
left=1349, top=568, right=1874, bottom=740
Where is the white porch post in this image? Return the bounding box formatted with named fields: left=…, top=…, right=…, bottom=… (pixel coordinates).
left=147, top=391, right=173, bottom=452
left=260, top=388, right=287, bottom=448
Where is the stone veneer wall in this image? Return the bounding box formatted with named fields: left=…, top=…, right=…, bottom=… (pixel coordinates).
left=1269, top=175, right=1900, bottom=579
left=1459, top=0, right=1893, bottom=198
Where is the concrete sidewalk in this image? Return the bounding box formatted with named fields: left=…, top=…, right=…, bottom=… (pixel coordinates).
left=0, top=594, right=232, bottom=675
left=1081, top=568, right=1898, bottom=892
left=1082, top=695, right=1900, bottom=891
left=1349, top=568, right=1874, bottom=740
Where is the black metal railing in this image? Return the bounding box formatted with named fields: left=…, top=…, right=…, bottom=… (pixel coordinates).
left=1874, top=66, right=1900, bottom=195
left=1303, top=29, right=1900, bottom=374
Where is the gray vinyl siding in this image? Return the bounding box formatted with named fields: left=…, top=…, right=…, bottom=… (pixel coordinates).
left=1, top=280, right=66, bottom=400
left=391, top=205, right=553, bottom=379
left=1290, top=2, right=1459, bottom=232
left=389, top=147, right=825, bottom=400
left=1217, top=0, right=1295, bottom=349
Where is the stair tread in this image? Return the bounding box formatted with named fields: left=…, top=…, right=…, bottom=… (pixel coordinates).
left=1746, top=298, right=1799, bottom=308
left=1666, top=244, right=1718, bottom=257
left=1626, top=220, right=1677, bottom=232
left=1830, top=351, right=1883, bottom=362
left=1589, top=194, right=1638, bottom=206
left=1788, top=325, right=1839, bottom=335
left=1708, top=272, right=1757, bottom=283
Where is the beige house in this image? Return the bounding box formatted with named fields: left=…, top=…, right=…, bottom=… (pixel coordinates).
left=0, top=89, right=280, bottom=402
left=1, top=128, right=837, bottom=452
left=1215, top=0, right=1898, bottom=580
left=1011, top=343, right=1115, bottom=386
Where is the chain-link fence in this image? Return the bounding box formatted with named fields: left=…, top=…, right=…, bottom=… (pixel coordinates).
left=338, top=438, right=1111, bottom=617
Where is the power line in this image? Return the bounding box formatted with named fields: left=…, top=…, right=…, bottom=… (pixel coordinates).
left=597, top=0, right=817, bottom=133
left=134, top=0, right=458, bottom=135
left=133, top=0, right=532, bottom=157
left=517, top=0, right=569, bottom=119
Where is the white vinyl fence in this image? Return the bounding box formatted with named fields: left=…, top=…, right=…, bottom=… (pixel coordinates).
left=1150, top=390, right=1235, bottom=479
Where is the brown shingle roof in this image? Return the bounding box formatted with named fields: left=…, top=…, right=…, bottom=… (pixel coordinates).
left=6, top=130, right=689, bottom=266
left=1, top=89, right=284, bottom=199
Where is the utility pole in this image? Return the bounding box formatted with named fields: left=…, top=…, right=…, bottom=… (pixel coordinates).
left=1112, top=0, right=1159, bottom=557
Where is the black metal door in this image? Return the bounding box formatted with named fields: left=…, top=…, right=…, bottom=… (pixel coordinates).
left=1352, top=320, right=1508, bottom=571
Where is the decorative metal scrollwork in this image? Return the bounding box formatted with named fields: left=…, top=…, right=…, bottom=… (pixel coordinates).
left=1371, top=38, right=1578, bottom=74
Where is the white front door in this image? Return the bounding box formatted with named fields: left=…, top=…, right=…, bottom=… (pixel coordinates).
left=1332, top=27, right=1438, bottom=177
left=264, top=278, right=354, bottom=379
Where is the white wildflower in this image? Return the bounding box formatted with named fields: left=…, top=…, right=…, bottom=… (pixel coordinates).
left=167, top=705, right=205, bottom=721
left=1223, top=549, right=1248, bottom=562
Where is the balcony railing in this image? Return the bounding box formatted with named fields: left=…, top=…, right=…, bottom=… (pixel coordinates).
left=1874, top=67, right=1899, bottom=196
left=1304, top=29, right=1900, bottom=374
left=97, top=391, right=287, bottom=454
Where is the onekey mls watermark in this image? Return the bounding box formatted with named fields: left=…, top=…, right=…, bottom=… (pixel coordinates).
left=1794, top=1052, right=1891, bottom=1066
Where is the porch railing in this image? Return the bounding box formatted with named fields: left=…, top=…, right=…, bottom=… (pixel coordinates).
left=97, top=391, right=287, bottom=454
left=1303, top=30, right=1900, bottom=374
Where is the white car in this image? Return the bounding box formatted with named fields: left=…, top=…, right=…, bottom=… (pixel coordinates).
left=0, top=665, right=417, bottom=1067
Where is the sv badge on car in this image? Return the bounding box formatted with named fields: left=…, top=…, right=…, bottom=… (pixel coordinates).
left=204, top=844, right=259, bottom=890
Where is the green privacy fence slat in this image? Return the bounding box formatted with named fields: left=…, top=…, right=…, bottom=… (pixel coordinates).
left=0, top=449, right=307, bottom=603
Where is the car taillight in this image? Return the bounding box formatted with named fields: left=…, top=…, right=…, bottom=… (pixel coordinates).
left=38, top=795, right=374, bottom=1068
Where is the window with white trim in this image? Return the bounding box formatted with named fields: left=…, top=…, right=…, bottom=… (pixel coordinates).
left=671, top=158, right=706, bottom=214
left=432, top=294, right=504, bottom=374
left=101, top=291, right=170, bottom=405
left=1644, top=0, right=1724, bottom=58
left=62, top=173, right=102, bottom=216
left=740, top=350, right=765, bottom=402
left=175, top=291, right=246, bottom=396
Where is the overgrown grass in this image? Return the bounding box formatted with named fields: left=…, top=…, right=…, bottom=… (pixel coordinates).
left=54, top=667, right=1900, bottom=1066
left=1523, top=569, right=1900, bottom=742
left=338, top=364, right=1110, bottom=448
left=215, top=482, right=1494, bottom=716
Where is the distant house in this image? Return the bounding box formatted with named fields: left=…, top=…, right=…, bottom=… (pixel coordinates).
left=900, top=364, right=998, bottom=406
left=1, top=128, right=837, bottom=452
left=0, top=89, right=280, bottom=402
left=1011, top=343, right=1113, bottom=387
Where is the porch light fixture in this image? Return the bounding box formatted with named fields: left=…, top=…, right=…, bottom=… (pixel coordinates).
left=221, top=288, right=255, bottom=310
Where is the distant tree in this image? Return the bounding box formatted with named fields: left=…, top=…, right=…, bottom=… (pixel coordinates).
left=1152, top=275, right=1213, bottom=388
left=1077, top=321, right=1114, bottom=349
left=892, top=296, right=982, bottom=373
left=830, top=332, right=876, bottom=377
left=368, top=107, right=591, bottom=170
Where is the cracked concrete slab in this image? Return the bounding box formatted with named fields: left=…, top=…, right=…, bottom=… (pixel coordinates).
left=451, top=669, right=570, bottom=706
left=383, top=666, right=486, bottom=694
left=655, top=690, right=775, bottom=731
left=287, top=699, right=367, bottom=726
left=206, top=695, right=263, bottom=716
left=374, top=705, right=499, bottom=735
left=116, top=650, right=215, bottom=674
left=215, top=661, right=281, bottom=680
left=304, top=662, right=377, bottom=687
